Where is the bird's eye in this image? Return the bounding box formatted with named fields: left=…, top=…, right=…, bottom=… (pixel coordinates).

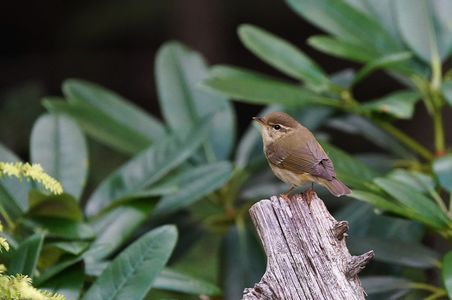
left=273, top=125, right=281, bottom=130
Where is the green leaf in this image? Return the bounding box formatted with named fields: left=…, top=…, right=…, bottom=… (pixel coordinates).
left=353, top=52, right=412, bottom=84
left=388, top=169, right=435, bottom=194
left=41, top=267, right=84, bottom=300
left=43, top=99, right=156, bottom=155
left=286, top=0, right=399, bottom=55
left=30, top=217, right=94, bottom=240
left=433, top=154, right=452, bottom=192
left=46, top=241, right=89, bottom=256
left=395, top=0, right=444, bottom=62
left=442, top=251, right=452, bottom=298
left=154, top=162, right=233, bottom=215
left=320, top=142, right=378, bottom=189
left=31, top=113, right=88, bottom=200
left=28, top=190, right=83, bottom=221
left=221, top=226, right=265, bottom=300
left=350, top=190, right=408, bottom=216
left=86, top=121, right=209, bottom=217
left=442, top=80, right=452, bottom=106
left=153, top=268, right=221, bottom=296
left=36, top=254, right=85, bottom=286
left=349, top=236, right=439, bottom=268
left=238, top=24, right=329, bottom=90
left=155, top=41, right=235, bottom=160
left=201, top=65, right=339, bottom=107
left=374, top=178, right=450, bottom=229
left=308, top=35, right=377, bottom=63
left=7, top=232, right=44, bottom=277
left=0, top=143, right=29, bottom=215
left=82, top=225, right=178, bottom=300
left=362, top=276, right=411, bottom=295
left=87, top=201, right=154, bottom=261
left=360, top=90, right=419, bottom=119
left=327, top=115, right=413, bottom=158
left=63, top=79, right=166, bottom=144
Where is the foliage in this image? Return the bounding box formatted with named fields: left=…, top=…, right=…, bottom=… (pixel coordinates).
left=200, top=0, right=452, bottom=298
left=1, top=1, right=452, bottom=299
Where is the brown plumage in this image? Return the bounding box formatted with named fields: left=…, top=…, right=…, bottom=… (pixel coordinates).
left=254, top=112, right=351, bottom=197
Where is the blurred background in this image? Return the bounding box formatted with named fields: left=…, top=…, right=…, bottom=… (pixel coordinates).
left=3, top=0, right=446, bottom=157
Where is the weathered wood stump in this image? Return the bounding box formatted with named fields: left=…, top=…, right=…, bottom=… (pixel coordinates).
left=243, top=192, right=374, bottom=300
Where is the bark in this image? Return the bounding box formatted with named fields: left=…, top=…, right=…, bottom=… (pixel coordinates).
left=243, top=192, right=374, bottom=300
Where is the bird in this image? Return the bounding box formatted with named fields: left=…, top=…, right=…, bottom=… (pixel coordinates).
left=253, top=111, right=351, bottom=199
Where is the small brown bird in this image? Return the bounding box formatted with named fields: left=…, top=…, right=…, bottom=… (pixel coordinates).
left=253, top=112, right=351, bottom=198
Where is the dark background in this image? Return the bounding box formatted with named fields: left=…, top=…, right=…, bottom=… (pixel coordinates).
left=1, top=0, right=449, bottom=155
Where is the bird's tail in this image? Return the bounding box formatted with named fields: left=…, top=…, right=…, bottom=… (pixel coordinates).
left=321, top=177, right=351, bottom=197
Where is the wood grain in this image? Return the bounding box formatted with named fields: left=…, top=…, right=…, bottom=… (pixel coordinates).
left=242, top=192, right=373, bottom=300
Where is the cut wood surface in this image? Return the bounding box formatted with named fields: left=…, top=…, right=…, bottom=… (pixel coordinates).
left=243, top=192, right=374, bottom=300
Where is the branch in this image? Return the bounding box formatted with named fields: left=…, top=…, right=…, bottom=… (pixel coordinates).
left=243, top=192, right=374, bottom=300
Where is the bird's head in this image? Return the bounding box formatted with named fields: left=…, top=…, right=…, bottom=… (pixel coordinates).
left=253, top=112, right=300, bottom=144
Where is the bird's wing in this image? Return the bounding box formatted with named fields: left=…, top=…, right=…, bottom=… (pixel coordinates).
left=265, top=138, right=335, bottom=181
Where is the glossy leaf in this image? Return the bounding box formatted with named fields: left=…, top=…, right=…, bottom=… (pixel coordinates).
left=388, top=169, right=435, bottom=194
left=154, top=161, right=233, bottom=215
left=286, top=0, right=399, bottom=55
left=433, top=154, right=452, bottom=192
left=349, top=236, right=439, bottom=268
left=63, top=79, right=166, bottom=143
left=239, top=24, right=329, bottom=89
left=82, top=225, right=178, bottom=300
left=153, top=268, right=221, bottom=296
left=28, top=190, right=83, bottom=221
left=0, top=143, right=29, bottom=215
left=353, top=52, right=412, bottom=84
left=36, top=254, right=85, bottom=286
left=87, top=201, right=154, bottom=261
left=41, top=267, right=84, bottom=300
left=201, top=65, right=339, bottom=107
left=327, top=115, right=413, bottom=158
left=308, top=35, right=376, bottom=63
left=86, top=121, right=209, bottom=217
left=442, top=251, right=452, bottom=298
left=360, top=91, right=419, bottom=119
left=395, top=0, right=444, bottom=62
left=350, top=190, right=407, bottom=216
left=221, top=226, right=265, bottom=300
left=443, top=80, right=452, bottom=106
left=155, top=41, right=235, bottom=160
left=7, top=233, right=44, bottom=277
left=374, top=178, right=450, bottom=229
left=31, top=217, right=94, bottom=240
left=44, top=99, right=154, bottom=155
left=362, top=276, right=411, bottom=295
left=46, top=241, right=89, bottom=256
left=31, top=113, right=88, bottom=199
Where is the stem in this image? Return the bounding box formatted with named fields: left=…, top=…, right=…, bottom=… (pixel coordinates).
left=433, top=109, right=445, bottom=155
left=429, top=188, right=449, bottom=216
left=411, top=283, right=446, bottom=294
left=449, top=193, right=452, bottom=213
left=374, top=121, right=434, bottom=161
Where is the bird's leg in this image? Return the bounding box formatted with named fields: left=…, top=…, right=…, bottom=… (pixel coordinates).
left=304, top=182, right=316, bottom=205
left=281, top=185, right=296, bottom=200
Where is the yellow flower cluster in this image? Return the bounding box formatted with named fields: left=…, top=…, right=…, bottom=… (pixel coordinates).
left=0, top=162, right=63, bottom=195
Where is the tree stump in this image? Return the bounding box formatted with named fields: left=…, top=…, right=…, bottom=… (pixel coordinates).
left=243, top=192, right=374, bottom=300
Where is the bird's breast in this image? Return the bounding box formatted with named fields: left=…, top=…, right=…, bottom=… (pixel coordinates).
left=269, top=164, right=314, bottom=186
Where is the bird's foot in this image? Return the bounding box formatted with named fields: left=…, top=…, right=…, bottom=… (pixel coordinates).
left=280, top=192, right=291, bottom=201
left=304, top=187, right=316, bottom=206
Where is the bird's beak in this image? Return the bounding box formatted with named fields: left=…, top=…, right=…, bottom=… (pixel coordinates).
left=252, top=117, right=265, bottom=125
